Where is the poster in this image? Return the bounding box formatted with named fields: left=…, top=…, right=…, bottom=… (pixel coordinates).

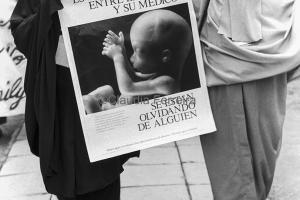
left=0, top=0, right=26, bottom=117
left=59, top=0, right=216, bottom=162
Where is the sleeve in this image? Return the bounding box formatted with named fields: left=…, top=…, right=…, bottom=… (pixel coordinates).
left=192, top=0, right=210, bottom=30
left=10, top=0, right=62, bottom=59
left=10, top=0, right=63, bottom=158
left=10, top=0, right=40, bottom=59
left=10, top=0, right=41, bottom=156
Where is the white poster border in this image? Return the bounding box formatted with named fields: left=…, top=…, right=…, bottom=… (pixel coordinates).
left=59, top=0, right=216, bottom=162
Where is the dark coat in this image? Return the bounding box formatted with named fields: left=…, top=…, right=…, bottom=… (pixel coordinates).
left=10, top=0, right=137, bottom=197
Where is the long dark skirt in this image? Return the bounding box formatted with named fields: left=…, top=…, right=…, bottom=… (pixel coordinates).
left=44, top=66, right=137, bottom=197
left=57, top=177, right=120, bottom=200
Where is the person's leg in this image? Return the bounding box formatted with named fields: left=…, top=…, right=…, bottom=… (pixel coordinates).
left=201, top=83, right=257, bottom=200
left=201, top=73, right=287, bottom=200
left=57, top=177, right=120, bottom=200
left=241, top=74, right=287, bottom=199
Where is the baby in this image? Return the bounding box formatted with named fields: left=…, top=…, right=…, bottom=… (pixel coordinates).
left=102, top=9, right=193, bottom=98
left=83, top=9, right=193, bottom=113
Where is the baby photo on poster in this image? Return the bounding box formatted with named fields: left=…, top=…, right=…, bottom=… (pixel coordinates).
left=68, top=3, right=201, bottom=115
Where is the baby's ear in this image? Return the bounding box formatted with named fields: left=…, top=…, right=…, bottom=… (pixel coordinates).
left=161, top=49, right=172, bottom=63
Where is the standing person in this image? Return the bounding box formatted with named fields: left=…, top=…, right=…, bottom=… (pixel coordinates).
left=197, top=0, right=300, bottom=199
left=10, top=0, right=138, bottom=199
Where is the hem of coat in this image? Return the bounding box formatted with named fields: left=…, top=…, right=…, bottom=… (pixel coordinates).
left=44, top=168, right=123, bottom=198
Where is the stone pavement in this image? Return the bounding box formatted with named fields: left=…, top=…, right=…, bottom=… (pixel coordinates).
left=0, top=125, right=213, bottom=200
left=0, top=115, right=24, bottom=169
left=0, top=79, right=299, bottom=200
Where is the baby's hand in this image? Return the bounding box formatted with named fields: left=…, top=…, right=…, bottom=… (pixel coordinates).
left=105, top=30, right=124, bottom=47
left=102, top=30, right=125, bottom=59
left=102, top=42, right=123, bottom=60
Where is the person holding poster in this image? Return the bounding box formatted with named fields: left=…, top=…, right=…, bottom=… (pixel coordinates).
left=198, top=0, right=300, bottom=199
left=58, top=0, right=213, bottom=166
left=10, top=0, right=138, bottom=199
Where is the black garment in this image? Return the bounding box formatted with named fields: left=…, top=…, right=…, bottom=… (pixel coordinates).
left=57, top=177, right=120, bottom=200
left=10, top=0, right=138, bottom=197
left=0, top=117, right=6, bottom=125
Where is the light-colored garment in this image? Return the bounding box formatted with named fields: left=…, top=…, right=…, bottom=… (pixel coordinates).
left=198, top=1, right=297, bottom=199
left=201, top=0, right=300, bottom=86
left=217, top=0, right=262, bottom=43
left=201, top=73, right=287, bottom=200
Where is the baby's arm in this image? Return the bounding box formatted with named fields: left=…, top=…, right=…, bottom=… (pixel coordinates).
left=102, top=31, right=138, bottom=95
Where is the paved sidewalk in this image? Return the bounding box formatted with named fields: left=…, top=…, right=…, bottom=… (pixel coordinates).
left=0, top=79, right=299, bottom=200
left=0, top=125, right=212, bottom=200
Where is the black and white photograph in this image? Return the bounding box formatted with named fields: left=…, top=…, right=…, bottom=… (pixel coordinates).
left=1, top=0, right=300, bottom=199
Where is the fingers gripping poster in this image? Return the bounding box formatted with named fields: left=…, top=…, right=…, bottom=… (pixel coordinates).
left=59, top=0, right=216, bottom=162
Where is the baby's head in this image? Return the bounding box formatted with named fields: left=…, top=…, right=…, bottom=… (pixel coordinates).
left=129, top=9, right=193, bottom=80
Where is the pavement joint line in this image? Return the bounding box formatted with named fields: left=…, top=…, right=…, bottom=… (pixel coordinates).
left=181, top=161, right=201, bottom=164
left=121, top=183, right=186, bottom=188
left=7, top=154, right=33, bottom=159
left=175, top=141, right=193, bottom=200
left=151, top=146, right=176, bottom=149
left=1, top=192, right=50, bottom=198
left=16, top=138, right=27, bottom=141
left=125, top=163, right=181, bottom=166
left=0, top=124, right=24, bottom=171
left=20, top=192, right=49, bottom=197
left=0, top=171, right=37, bottom=177
left=188, top=183, right=211, bottom=186
left=175, top=143, right=200, bottom=147
left=24, top=192, right=49, bottom=196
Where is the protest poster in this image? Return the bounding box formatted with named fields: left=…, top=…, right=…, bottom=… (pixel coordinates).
left=58, top=0, right=216, bottom=162
left=0, top=0, right=26, bottom=117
